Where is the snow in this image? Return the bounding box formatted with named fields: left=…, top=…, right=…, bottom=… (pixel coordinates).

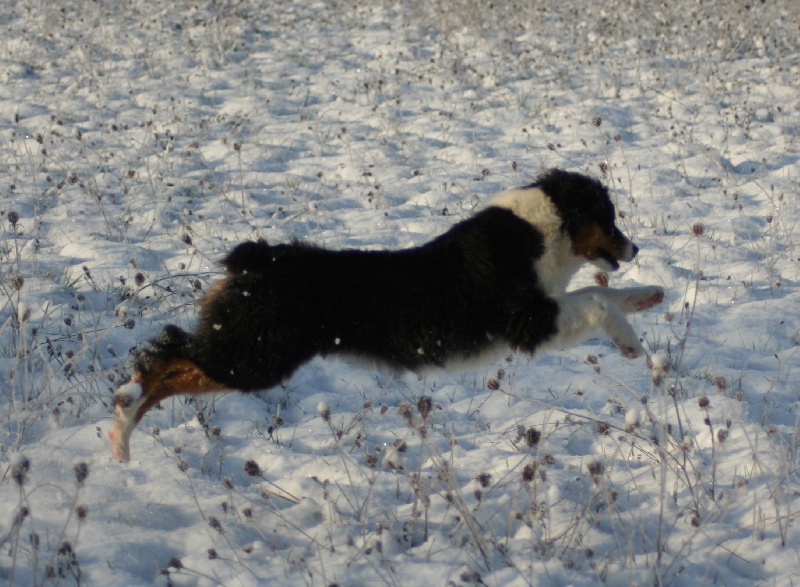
left=1, top=0, right=798, bottom=585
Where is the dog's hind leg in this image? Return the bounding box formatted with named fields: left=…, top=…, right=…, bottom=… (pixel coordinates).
left=108, top=325, right=228, bottom=462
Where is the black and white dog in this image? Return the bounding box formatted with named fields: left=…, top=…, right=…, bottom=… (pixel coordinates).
left=110, top=169, right=664, bottom=461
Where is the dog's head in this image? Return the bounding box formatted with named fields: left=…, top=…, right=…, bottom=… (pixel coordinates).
left=534, top=169, right=637, bottom=271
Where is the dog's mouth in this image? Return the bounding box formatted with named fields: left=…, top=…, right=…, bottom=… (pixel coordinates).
left=599, top=250, right=622, bottom=271
left=573, top=223, right=638, bottom=270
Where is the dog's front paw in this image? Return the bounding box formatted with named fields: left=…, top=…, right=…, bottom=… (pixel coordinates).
left=635, top=287, right=665, bottom=311
left=620, top=286, right=665, bottom=313
left=609, top=321, right=645, bottom=359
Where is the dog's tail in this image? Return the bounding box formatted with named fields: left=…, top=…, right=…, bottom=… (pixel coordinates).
left=109, top=325, right=226, bottom=462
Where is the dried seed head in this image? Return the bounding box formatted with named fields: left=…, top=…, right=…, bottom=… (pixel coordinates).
left=244, top=460, right=261, bottom=477
left=397, top=402, right=414, bottom=425
left=692, top=222, right=704, bottom=237
left=11, top=454, right=30, bottom=486
left=477, top=472, right=492, bottom=488
left=317, top=401, right=330, bottom=422
left=594, top=272, right=609, bottom=287
left=14, top=507, right=29, bottom=526
left=713, top=375, right=727, bottom=391
left=417, top=396, right=432, bottom=419
left=525, top=427, right=541, bottom=447
left=587, top=461, right=605, bottom=479
left=10, top=275, right=24, bottom=290
left=208, top=548, right=218, bottom=559
left=73, top=461, right=89, bottom=485
left=522, top=461, right=538, bottom=482
left=461, top=570, right=483, bottom=584
left=75, top=505, right=88, bottom=521
left=8, top=211, right=19, bottom=226
left=716, top=429, right=728, bottom=443
left=592, top=115, right=602, bottom=127
left=698, top=396, right=710, bottom=409
left=208, top=517, right=223, bottom=533
left=486, top=378, right=500, bottom=391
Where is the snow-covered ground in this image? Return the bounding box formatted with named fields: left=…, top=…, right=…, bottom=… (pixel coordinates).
left=1, top=0, right=798, bottom=585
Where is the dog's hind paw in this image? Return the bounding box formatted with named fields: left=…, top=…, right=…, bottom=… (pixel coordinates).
left=109, top=382, right=145, bottom=462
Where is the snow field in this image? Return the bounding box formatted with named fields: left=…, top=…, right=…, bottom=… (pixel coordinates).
left=0, top=0, right=798, bottom=585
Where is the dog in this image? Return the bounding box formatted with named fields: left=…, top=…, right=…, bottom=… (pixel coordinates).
left=109, top=169, right=664, bottom=461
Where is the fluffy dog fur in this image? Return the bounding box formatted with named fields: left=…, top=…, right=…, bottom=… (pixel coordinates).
left=109, top=169, right=664, bottom=461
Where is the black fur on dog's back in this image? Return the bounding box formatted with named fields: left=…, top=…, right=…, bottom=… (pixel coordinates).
left=185, top=207, right=559, bottom=391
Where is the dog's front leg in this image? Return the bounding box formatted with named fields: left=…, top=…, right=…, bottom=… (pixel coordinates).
left=569, top=286, right=664, bottom=314
left=546, top=292, right=646, bottom=358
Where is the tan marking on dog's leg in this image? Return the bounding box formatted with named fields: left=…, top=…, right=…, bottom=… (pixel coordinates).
left=109, top=358, right=228, bottom=462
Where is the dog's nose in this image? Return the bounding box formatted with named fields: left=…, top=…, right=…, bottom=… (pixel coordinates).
left=631, top=243, right=639, bottom=257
